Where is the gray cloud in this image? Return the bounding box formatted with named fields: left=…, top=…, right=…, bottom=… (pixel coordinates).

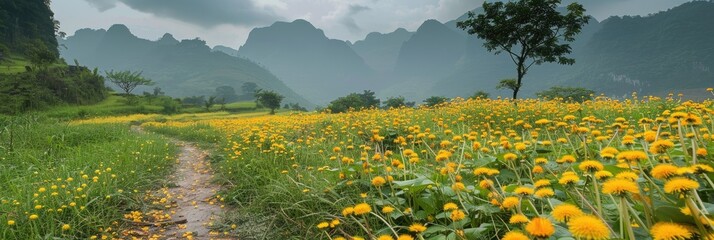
left=83, top=0, right=280, bottom=27
left=86, top=0, right=117, bottom=12
left=342, top=4, right=371, bottom=33
left=348, top=5, right=371, bottom=15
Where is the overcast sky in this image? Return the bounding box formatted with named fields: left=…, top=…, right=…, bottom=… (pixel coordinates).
left=52, top=0, right=691, bottom=48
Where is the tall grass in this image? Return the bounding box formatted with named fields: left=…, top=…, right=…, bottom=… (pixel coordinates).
left=0, top=116, right=176, bottom=239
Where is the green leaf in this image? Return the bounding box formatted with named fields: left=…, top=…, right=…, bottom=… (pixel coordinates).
left=654, top=206, right=695, bottom=224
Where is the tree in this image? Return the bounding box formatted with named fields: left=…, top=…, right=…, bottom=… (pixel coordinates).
left=327, top=90, right=381, bottom=113
left=470, top=90, right=490, bottom=99
left=105, top=70, right=154, bottom=95
left=383, top=96, right=415, bottom=109
left=255, top=89, right=284, bottom=114
left=423, top=96, right=449, bottom=107
left=536, top=86, right=594, bottom=102
left=241, top=82, right=258, bottom=95
left=215, top=86, right=239, bottom=103
left=457, top=0, right=589, bottom=100
left=26, top=41, right=57, bottom=70
left=204, top=96, right=217, bottom=111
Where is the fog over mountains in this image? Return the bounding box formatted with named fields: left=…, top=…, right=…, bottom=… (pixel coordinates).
left=61, top=1, right=714, bottom=105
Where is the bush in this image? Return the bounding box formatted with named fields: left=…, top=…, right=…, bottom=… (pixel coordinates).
left=327, top=90, right=380, bottom=113
left=536, top=86, right=595, bottom=102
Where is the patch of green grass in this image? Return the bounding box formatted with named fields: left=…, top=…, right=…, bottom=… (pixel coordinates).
left=0, top=117, right=177, bottom=239
left=0, top=54, right=31, bottom=74
left=37, top=94, right=261, bottom=120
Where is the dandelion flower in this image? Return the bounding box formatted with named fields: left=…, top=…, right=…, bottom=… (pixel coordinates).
left=504, top=153, right=518, bottom=161
left=316, top=222, right=329, bottom=229
left=615, top=171, right=639, bottom=181
left=602, top=178, right=639, bottom=195
left=450, top=210, right=466, bottom=221
left=559, top=174, right=580, bottom=185
left=342, top=207, right=354, bottom=216
left=525, top=217, right=555, bottom=238
left=353, top=203, right=371, bottom=215
left=501, top=197, right=520, bottom=210
left=692, top=164, right=714, bottom=174
left=382, top=206, right=395, bottom=214
left=377, top=235, right=394, bottom=240
left=514, top=187, right=534, bottom=196
left=509, top=214, right=529, bottom=224
left=502, top=231, right=529, bottom=240
left=595, top=170, right=613, bottom=180
left=371, top=176, right=387, bottom=187
left=579, top=160, right=604, bottom=172
left=567, top=215, right=610, bottom=240
left=664, top=178, right=699, bottom=194
left=535, top=188, right=555, bottom=198
left=650, top=222, right=692, bottom=240
left=552, top=204, right=584, bottom=222
left=651, top=164, right=679, bottom=180
left=408, top=223, right=427, bottom=233
left=397, top=235, right=414, bottom=240
left=534, top=179, right=551, bottom=188
left=443, top=203, right=458, bottom=211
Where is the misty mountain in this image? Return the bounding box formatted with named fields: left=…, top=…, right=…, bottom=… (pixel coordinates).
left=59, top=24, right=312, bottom=107
left=561, top=1, right=714, bottom=96
left=350, top=28, right=413, bottom=73
left=237, top=19, right=375, bottom=104
left=212, top=45, right=239, bottom=56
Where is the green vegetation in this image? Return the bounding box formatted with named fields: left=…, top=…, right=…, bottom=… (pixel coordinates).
left=0, top=66, right=107, bottom=114
left=254, top=89, right=285, bottom=115
left=382, top=96, right=415, bottom=109
left=59, top=27, right=313, bottom=108
left=457, top=0, right=589, bottom=99
left=0, top=117, right=176, bottom=239
left=327, top=90, right=380, bottom=113
left=0, top=0, right=60, bottom=56
left=105, top=70, right=154, bottom=95
left=423, top=96, right=449, bottom=107
left=35, top=94, right=259, bottom=120
left=536, top=86, right=595, bottom=102
left=136, top=95, right=714, bottom=239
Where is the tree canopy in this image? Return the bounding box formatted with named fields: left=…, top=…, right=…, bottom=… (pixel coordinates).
left=327, top=90, right=380, bottom=113
left=255, top=89, right=284, bottom=114
left=457, top=0, right=589, bottom=99
left=105, top=70, right=154, bottom=95
left=536, top=86, right=595, bottom=102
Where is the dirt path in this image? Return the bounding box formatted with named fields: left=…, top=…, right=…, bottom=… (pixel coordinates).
left=161, top=142, right=226, bottom=239
left=127, top=127, right=232, bottom=240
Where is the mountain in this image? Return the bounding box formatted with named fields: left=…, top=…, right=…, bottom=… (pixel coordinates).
left=394, top=20, right=467, bottom=79
left=212, top=45, right=239, bottom=57
left=350, top=28, right=414, bottom=73
left=59, top=24, right=312, bottom=107
left=238, top=19, right=375, bottom=104
left=560, top=1, right=714, bottom=96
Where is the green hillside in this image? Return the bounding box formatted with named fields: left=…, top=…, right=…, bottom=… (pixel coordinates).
left=59, top=25, right=313, bottom=108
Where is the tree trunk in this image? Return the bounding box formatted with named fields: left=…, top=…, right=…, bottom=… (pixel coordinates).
left=270, top=108, right=275, bottom=115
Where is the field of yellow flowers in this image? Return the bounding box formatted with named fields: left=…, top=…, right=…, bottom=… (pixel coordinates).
left=0, top=117, right=176, bottom=239
left=141, top=91, right=714, bottom=240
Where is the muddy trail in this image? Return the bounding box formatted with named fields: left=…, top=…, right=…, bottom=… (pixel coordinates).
left=125, top=127, right=234, bottom=240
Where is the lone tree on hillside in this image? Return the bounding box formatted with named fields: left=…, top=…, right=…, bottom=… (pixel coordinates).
left=457, top=0, right=589, bottom=100
left=105, top=70, right=154, bottom=95
left=255, top=89, right=284, bottom=114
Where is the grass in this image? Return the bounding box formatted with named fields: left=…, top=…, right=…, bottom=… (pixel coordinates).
left=0, top=54, right=31, bottom=74
left=136, top=94, right=714, bottom=239
left=38, top=94, right=260, bottom=120
left=0, top=117, right=177, bottom=239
